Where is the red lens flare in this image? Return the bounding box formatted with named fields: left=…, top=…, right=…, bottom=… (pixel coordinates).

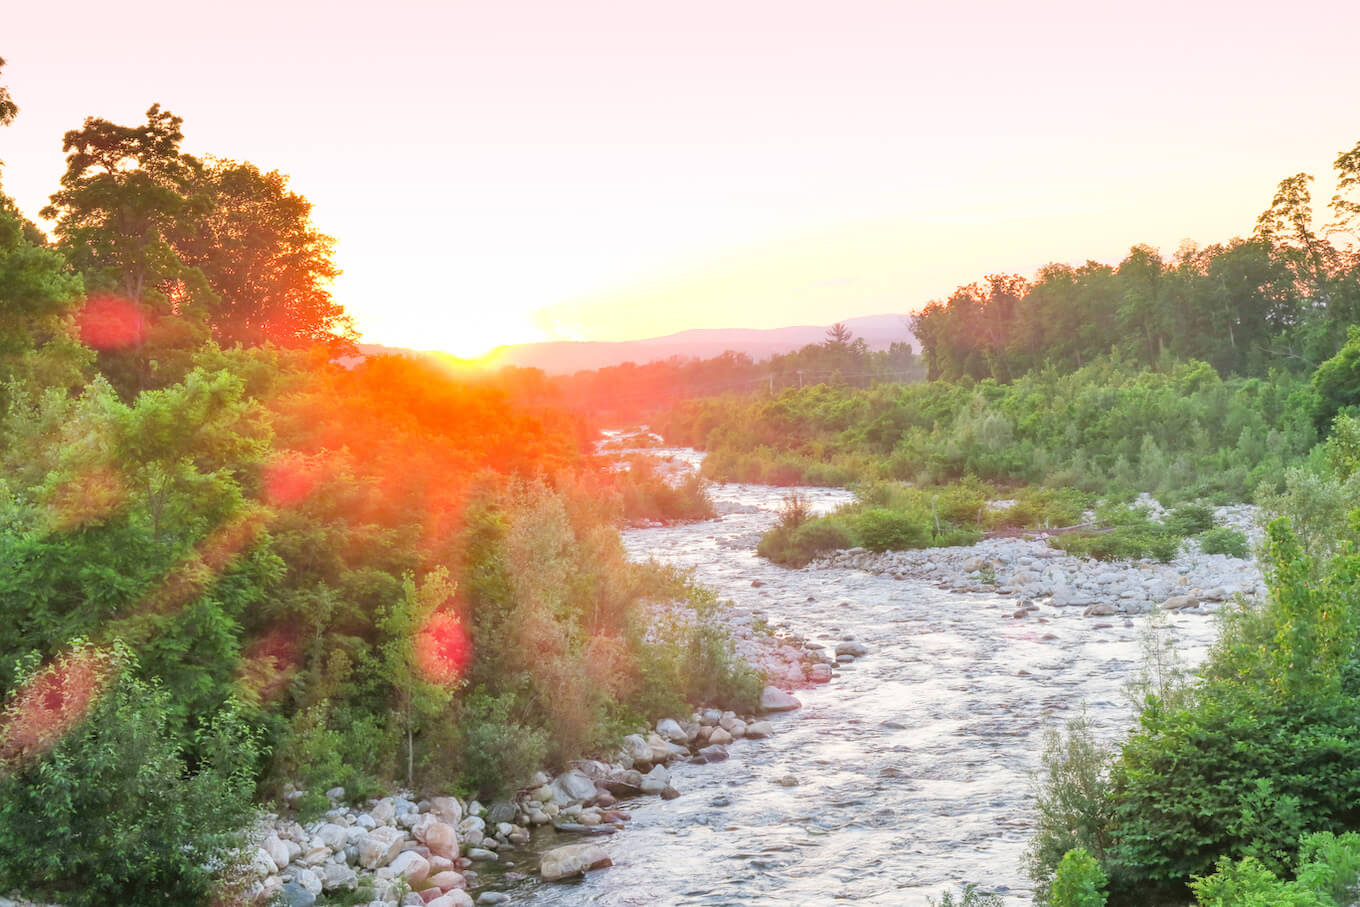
left=415, top=612, right=470, bottom=686
left=0, top=647, right=115, bottom=767
left=75, top=297, right=147, bottom=350
left=263, top=454, right=318, bottom=506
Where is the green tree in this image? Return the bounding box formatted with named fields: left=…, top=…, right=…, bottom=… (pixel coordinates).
left=172, top=160, right=355, bottom=352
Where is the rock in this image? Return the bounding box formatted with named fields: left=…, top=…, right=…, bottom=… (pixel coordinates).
left=325, top=786, right=346, bottom=801
left=477, top=894, right=510, bottom=905
left=370, top=799, right=397, bottom=825
left=540, top=842, right=613, bottom=881
left=775, top=774, right=799, bottom=786
left=428, top=796, right=462, bottom=825
left=639, top=764, right=669, bottom=795
left=707, top=726, right=734, bottom=745
left=1083, top=603, right=1117, bottom=617
left=698, top=744, right=729, bottom=762
left=280, top=880, right=316, bottom=907
left=263, top=832, right=291, bottom=871
left=468, top=848, right=498, bottom=861
left=358, top=826, right=406, bottom=869
left=487, top=800, right=517, bottom=825
left=429, top=892, right=476, bottom=907
left=621, top=734, right=652, bottom=766
left=661, top=784, right=681, bottom=800
left=428, top=869, right=466, bottom=890
left=809, top=663, right=833, bottom=683
left=760, top=685, right=801, bottom=712
left=295, top=867, right=323, bottom=895
left=551, top=769, right=598, bottom=805
left=656, top=718, right=687, bottom=743
left=389, top=851, right=431, bottom=887
left=745, top=720, right=774, bottom=738
left=316, top=823, right=348, bottom=849
left=602, top=769, right=644, bottom=798
left=1164, top=594, right=1200, bottom=610
left=320, top=862, right=357, bottom=891
left=834, top=641, right=868, bottom=657
left=751, top=579, right=765, bottom=587
left=251, top=846, right=278, bottom=875
left=423, top=821, right=459, bottom=859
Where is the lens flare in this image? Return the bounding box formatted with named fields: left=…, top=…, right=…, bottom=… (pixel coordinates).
left=415, top=611, right=469, bottom=686
left=0, top=646, right=116, bottom=768
left=75, top=297, right=146, bottom=350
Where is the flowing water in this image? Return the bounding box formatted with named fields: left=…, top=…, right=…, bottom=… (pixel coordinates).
left=509, top=449, right=1219, bottom=905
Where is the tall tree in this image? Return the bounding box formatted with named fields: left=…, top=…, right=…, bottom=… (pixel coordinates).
left=41, top=105, right=213, bottom=314
left=172, top=161, right=355, bottom=352
left=0, top=57, right=17, bottom=127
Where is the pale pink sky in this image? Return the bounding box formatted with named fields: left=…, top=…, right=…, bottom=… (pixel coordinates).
left=3, top=1, right=1358, bottom=356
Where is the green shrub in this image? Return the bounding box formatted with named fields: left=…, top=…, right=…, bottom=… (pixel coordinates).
left=1190, top=855, right=1327, bottom=907
left=792, top=520, right=853, bottom=556
left=0, top=649, right=259, bottom=906
left=1199, top=527, right=1250, bottom=558
left=1049, top=848, right=1108, bottom=907
left=853, top=507, right=930, bottom=552
left=1025, top=714, right=1114, bottom=902
left=1293, top=831, right=1360, bottom=905
left=1166, top=503, right=1217, bottom=536
left=430, top=691, right=550, bottom=799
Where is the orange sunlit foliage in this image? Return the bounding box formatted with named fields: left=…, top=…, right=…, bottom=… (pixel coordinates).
left=75, top=296, right=146, bottom=350
left=0, top=646, right=116, bottom=767
left=237, top=627, right=301, bottom=706
left=42, top=467, right=125, bottom=531
left=262, top=452, right=320, bottom=506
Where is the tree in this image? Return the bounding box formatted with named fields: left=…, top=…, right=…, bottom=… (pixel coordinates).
left=172, top=160, right=355, bottom=352
left=0, top=57, right=18, bottom=127
left=377, top=568, right=463, bottom=786
left=825, top=322, right=853, bottom=346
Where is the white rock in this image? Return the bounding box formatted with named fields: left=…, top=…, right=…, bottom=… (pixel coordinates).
left=540, top=842, right=612, bottom=881
left=357, top=826, right=405, bottom=870
left=388, top=851, right=431, bottom=887
left=760, top=685, right=801, bottom=712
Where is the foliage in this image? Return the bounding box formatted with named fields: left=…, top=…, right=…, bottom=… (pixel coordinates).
left=1049, top=848, right=1108, bottom=907
left=927, top=884, right=1004, bottom=907
left=1025, top=714, right=1114, bottom=902
left=1199, top=527, right=1249, bottom=558
left=0, top=646, right=259, bottom=906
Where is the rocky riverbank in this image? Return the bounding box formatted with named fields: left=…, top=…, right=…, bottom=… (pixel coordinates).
left=813, top=501, right=1266, bottom=617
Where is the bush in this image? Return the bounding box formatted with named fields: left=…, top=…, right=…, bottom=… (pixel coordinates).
left=1050, top=848, right=1108, bottom=907
left=1166, top=503, right=1217, bottom=536
left=1190, top=855, right=1326, bottom=907
left=428, top=691, right=550, bottom=799
left=853, top=507, right=930, bottom=552
left=1294, top=831, right=1360, bottom=905
left=0, top=649, right=259, bottom=906
left=1025, top=714, right=1114, bottom=902
left=1199, top=527, right=1249, bottom=558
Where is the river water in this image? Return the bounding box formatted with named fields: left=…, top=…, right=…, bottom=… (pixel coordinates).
left=512, top=448, right=1219, bottom=906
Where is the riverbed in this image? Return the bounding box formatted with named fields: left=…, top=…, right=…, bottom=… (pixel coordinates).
left=513, top=448, right=1221, bottom=906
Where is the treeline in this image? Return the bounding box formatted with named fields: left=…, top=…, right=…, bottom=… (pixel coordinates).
left=912, top=148, right=1360, bottom=382
left=0, top=63, right=757, bottom=904
left=441, top=324, right=923, bottom=429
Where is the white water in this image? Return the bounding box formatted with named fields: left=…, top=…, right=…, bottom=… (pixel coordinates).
left=510, top=448, right=1220, bottom=905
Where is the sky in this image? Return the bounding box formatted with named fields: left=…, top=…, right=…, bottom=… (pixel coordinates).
left=3, top=0, right=1359, bottom=358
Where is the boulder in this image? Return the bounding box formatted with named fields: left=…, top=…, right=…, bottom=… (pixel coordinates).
left=760, top=686, right=801, bottom=712
left=357, top=826, right=406, bottom=869
left=539, top=842, right=613, bottom=882
left=429, top=892, right=475, bottom=907
left=389, top=850, right=431, bottom=887
left=319, top=863, right=357, bottom=892
left=809, top=663, right=833, bottom=683
left=262, top=833, right=291, bottom=871
left=1083, top=603, right=1117, bottom=617
left=708, top=726, right=733, bottom=745
left=834, top=641, right=868, bottom=657
left=698, top=744, right=729, bottom=762
left=294, top=867, right=323, bottom=895
left=745, top=720, right=774, bottom=738
left=551, top=769, right=599, bottom=806
left=639, top=764, right=669, bottom=795
left=429, top=869, right=466, bottom=890
left=621, top=734, right=652, bottom=766
left=423, top=820, right=459, bottom=860
left=428, top=796, right=463, bottom=825
left=279, top=881, right=316, bottom=907
left=656, top=718, right=687, bottom=743
left=315, top=823, right=348, bottom=850
left=1164, top=594, right=1200, bottom=610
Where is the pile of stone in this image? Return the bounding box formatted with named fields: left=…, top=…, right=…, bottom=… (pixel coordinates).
left=249, top=790, right=523, bottom=907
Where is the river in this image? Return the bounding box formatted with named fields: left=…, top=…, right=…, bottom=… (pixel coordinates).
left=510, top=447, right=1219, bottom=906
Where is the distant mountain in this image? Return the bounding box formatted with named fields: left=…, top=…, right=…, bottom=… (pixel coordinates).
left=481, top=314, right=918, bottom=374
